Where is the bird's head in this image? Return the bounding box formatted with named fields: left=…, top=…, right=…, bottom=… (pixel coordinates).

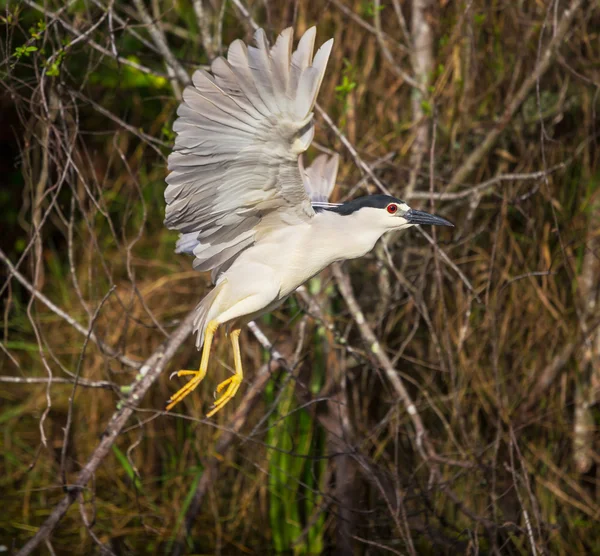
left=323, top=194, right=454, bottom=231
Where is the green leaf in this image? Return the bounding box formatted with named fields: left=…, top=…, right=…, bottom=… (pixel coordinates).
left=112, top=445, right=144, bottom=491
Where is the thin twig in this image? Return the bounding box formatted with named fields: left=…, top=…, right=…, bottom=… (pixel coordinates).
left=60, top=287, right=116, bottom=489
left=332, top=263, right=430, bottom=459
left=15, top=311, right=196, bottom=556
left=193, top=0, right=216, bottom=59
left=23, top=0, right=170, bottom=80
left=372, top=0, right=422, bottom=91
left=0, top=248, right=141, bottom=369
left=448, top=0, right=584, bottom=189
left=0, top=375, right=117, bottom=390
left=131, top=0, right=190, bottom=87
left=73, top=91, right=170, bottom=154
left=330, top=0, right=409, bottom=55
left=416, top=229, right=480, bottom=301
left=229, top=0, right=259, bottom=31
left=315, top=104, right=392, bottom=196
left=405, top=165, right=565, bottom=201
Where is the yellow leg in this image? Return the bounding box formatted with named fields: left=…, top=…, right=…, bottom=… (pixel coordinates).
left=206, top=328, right=243, bottom=417
left=166, top=320, right=219, bottom=411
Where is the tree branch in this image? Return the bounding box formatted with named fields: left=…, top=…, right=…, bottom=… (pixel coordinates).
left=15, top=312, right=195, bottom=556
left=23, top=0, right=170, bottom=80
left=0, top=248, right=140, bottom=370
left=448, top=0, right=584, bottom=189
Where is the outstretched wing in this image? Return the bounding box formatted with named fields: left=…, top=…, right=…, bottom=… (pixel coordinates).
left=302, top=153, right=339, bottom=203
left=165, top=27, right=333, bottom=280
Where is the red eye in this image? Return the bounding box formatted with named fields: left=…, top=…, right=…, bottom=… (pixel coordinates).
left=387, top=203, right=398, bottom=214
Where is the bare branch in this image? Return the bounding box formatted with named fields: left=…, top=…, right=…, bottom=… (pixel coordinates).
left=405, top=0, right=434, bottom=194
left=229, top=0, right=259, bottom=31
left=373, top=0, right=424, bottom=91
left=330, top=0, right=409, bottom=55
left=0, top=375, right=117, bottom=390
left=332, top=263, right=430, bottom=459
left=131, top=0, right=191, bottom=87
left=315, top=103, right=392, bottom=196
left=0, top=247, right=141, bottom=369
left=193, top=0, right=216, bottom=60
left=372, top=0, right=422, bottom=91
left=448, top=0, right=584, bottom=189
left=15, top=312, right=195, bottom=556
left=23, top=0, right=170, bottom=79
left=405, top=165, right=565, bottom=201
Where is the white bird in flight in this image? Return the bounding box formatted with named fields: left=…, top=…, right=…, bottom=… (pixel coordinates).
left=164, top=27, right=453, bottom=416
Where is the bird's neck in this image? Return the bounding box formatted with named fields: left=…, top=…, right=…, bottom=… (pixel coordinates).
left=311, top=210, right=387, bottom=261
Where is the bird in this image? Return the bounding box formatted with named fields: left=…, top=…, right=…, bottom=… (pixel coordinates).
left=164, top=26, right=453, bottom=417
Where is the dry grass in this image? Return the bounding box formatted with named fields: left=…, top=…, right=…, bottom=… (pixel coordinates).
left=1, top=0, right=599, bottom=554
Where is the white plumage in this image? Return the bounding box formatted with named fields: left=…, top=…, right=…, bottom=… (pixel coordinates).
left=164, top=27, right=453, bottom=416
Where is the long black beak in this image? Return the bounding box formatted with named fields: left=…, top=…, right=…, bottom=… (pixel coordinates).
left=405, top=209, right=454, bottom=227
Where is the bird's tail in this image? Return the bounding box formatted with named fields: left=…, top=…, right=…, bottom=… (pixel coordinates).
left=193, top=280, right=227, bottom=349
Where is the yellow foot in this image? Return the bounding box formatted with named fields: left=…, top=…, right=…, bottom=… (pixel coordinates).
left=165, top=369, right=206, bottom=411
left=205, top=374, right=243, bottom=417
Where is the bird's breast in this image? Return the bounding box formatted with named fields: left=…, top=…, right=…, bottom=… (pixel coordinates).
left=228, top=212, right=383, bottom=303
left=257, top=213, right=381, bottom=298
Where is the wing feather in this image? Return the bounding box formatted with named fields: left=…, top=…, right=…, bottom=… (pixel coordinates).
left=270, top=27, right=293, bottom=107
left=290, top=27, right=315, bottom=96
left=296, top=39, right=333, bottom=118
left=303, top=154, right=339, bottom=203
left=165, top=27, right=334, bottom=281
left=226, top=40, right=271, bottom=117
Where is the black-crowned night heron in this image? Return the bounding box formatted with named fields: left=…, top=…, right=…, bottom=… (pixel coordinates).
left=164, top=27, right=453, bottom=417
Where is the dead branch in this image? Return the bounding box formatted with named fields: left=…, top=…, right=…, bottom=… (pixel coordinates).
left=406, top=0, right=434, bottom=194
left=23, top=0, right=170, bottom=79
left=406, top=165, right=565, bottom=201
left=372, top=0, right=422, bottom=91
left=15, top=312, right=195, bottom=556
left=131, top=0, right=190, bottom=90
left=315, top=103, right=392, bottom=196
left=193, top=0, right=216, bottom=60
left=0, top=375, right=117, bottom=390
left=0, top=247, right=141, bottom=369
left=332, top=263, right=431, bottom=459
left=573, top=174, right=600, bottom=473
left=448, top=0, right=584, bottom=189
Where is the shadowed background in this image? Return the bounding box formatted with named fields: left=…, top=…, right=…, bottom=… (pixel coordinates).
left=1, top=0, right=599, bottom=554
